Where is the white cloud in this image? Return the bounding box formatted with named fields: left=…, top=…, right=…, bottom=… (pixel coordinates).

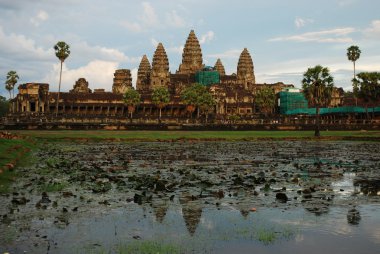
left=151, top=38, right=159, bottom=47
left=269, top=27, right=355, bottom=43
left=43, top=60, right=119, bottom=92
left=121, top=21, right=143, bottom=33
left=199, top=31, right=215, bottom=44
left=295, top=17, right=313, bottom=28
left=167, top=45, right=184, bottom=54
left=73, top=41, right=139, bottom=64
left=338, top=0, right=357, bottom=6
left=363, top=20, right=380, bottom=38
left=0, top=25, right=53, bottom=61
left=121, top=2, right=159, bottom=32
left=30, top=10, right=49, bottom=27
left=166, top=10, right=186, bottom=28
left=207, top=49, right=241, bottom=59
left=131, top=68, right=138, bottom=88
left=141, top=2, right=159, bottom=27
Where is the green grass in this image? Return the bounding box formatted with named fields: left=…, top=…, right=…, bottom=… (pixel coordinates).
left=9, top=130, right=380, bottom=142
left=255, top=228, right=277, bottom=245
left=40, top=182, right=67, bottom=192
left=117, top=241, right=182, bottom=254
left=0, top=138, right=37, bottom=193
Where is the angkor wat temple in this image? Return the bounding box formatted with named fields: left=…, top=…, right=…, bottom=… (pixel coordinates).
left=8, top=30, right=296, bottom=121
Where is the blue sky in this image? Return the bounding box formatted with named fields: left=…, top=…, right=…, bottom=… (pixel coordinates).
left=1, top=0, right=379, bottom=98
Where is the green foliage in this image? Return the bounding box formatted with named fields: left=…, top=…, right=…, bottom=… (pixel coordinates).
left=8, top=130, right=380, bottom=141
left=302, top=65, right=335, bottom=136
left=302, top=65, right=335, bottom=108
left=0, top=138, right=37, bottom=193
left=0, top=95, right=9, bottom=116
left=152, top=87, right=170, bottom=108
left=117, top=241, right=181, bottom=254
left=356, top=72, right=380, bottom=103
left=152, top=87, right=170, bottom=119
left=124, top=88, right=141, bottom=106
left=255, top=228, right=277, bottom=245
left=181, top=83, right=215, bottom=117
left=228, top=115, right=241, bottom=123
left=255, top=86, right=276, bottom=115
left=181, top=83, right=201, bottom=106
left=40, top=182, right=67, bottom=192
left=54, top=41, right=71, bottom=62
left=347, top=45, right=361, bottom=64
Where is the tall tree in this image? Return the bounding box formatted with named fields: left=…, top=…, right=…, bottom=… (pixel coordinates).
left=355, top=72, right=380, bottom=119
left=0, top=95, right=9, bottom=117
left=347, top=45, right=361, bottom=105
left=5, top=83, right=12, bottom=100
left=181, top=83, right=215, bottom=119
left=54, top=41, right=70, bottom=116
left=123, top=88, right=141, bottom=120
left=347, top=45, right=361, bottom=78
left=302, top=65, right=334, bottom=137
left=255, top=86, right=276, bottom=116
left=5, top=70, right=19, bottom=99
left=152, top=87, right=170, bottom=121
left=197, top=87, right=216, bottom=122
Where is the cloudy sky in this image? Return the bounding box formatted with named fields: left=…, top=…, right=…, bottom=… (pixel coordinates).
left=1, top=0, right=379, bottom=98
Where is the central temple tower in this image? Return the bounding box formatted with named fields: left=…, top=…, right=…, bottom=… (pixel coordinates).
left=177, top=30, right=203, bottom=75
left=237, top=48, right=255, bottom=88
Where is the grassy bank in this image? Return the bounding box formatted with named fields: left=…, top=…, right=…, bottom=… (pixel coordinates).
left=9, top=130, right=380, bottom=141
left=0, top=138, right=37, bottom=193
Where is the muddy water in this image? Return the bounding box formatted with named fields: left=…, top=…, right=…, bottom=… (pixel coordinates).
left=1, top=141, right=380, bottom=253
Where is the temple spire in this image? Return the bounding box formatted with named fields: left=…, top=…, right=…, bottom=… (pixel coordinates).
left=177, top=30, right=203, bottom=75
left=136, top=55, right=151, bottom=91
left=237, top=48, right=255, bottom=88
left=150, top=43, right=170, bottom=88
left=214, top=58, right=225, bottom=76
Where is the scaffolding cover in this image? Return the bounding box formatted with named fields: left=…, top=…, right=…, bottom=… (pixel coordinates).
left=284, top=106, right=380, bottom=115
left=195, top=70, right=220, bottom=86
left=279, top=91, right=308, bottom=114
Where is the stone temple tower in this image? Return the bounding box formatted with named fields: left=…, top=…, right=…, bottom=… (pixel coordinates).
left=150, top=43, right=170, bottom=89
left=177, top=30, right=203, bottom=75
left=136, top=55, right=151, bottom=92
left=112, top=69, right=132, bottom=94
left=214, top=58, right=225, bottom=76
left=237, top=48, right=255, bottom=88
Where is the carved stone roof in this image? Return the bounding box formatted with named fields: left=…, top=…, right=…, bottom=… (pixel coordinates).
left=237, top=48, right=255, bottom=85
left=151, top=43, right=169, bottom=75
left=177, top=30, right=203, bottom=75
left=49, top=92, right=123, bottom=102
left=70, top=78, right=91, bottom=93
left=214, top=59, right=225, bottom=76
left=112, top=69, right=132, bottom=94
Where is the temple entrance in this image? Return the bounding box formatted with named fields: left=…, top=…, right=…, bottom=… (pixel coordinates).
left=30, top=102, right=36, bottom=112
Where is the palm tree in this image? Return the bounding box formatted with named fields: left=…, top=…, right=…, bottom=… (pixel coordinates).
left=54, top=41, right=70, bottom=116
left=347, top=45, right=361, bottom=105
left=123, top=88, right=141, bottom=120
left=181, top=83, right=202, bottom=119
left=302, top=65, right=334, bottom=137
left=5, top=70, right=19, bottom=99
left=152, top=87, right=170, bottom=122
left=347, top=45, right=361, bottom=78
left=5, top=83, right=12, bottom=100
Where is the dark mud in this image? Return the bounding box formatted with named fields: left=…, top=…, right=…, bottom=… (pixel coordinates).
left=1, top=141, right=380, bottom=253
